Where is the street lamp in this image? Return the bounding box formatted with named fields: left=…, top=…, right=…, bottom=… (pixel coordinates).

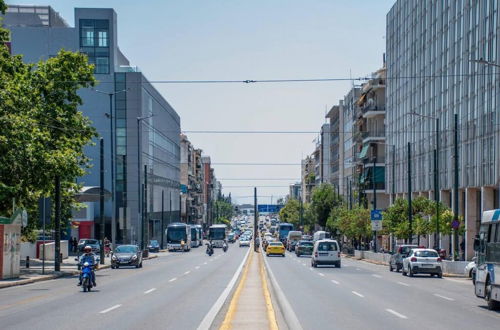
left=469, top=58, right=500, bottom=68
left=409, top=112, right=440, bottom=250
left=93, top=88, right=128, bottom=249
left=137, top=114, right=154, bottom=250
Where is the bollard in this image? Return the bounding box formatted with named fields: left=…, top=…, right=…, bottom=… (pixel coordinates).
left=60, top=253, right=63, bottom=264
left=26, top=256, right=30, bottom=268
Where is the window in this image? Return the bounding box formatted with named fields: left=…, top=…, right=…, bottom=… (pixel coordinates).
left=80, top=19, right=110, bottom=74
left=95, top=57, right=109, bottom=74
left=98, top=31, right=108, bottom=47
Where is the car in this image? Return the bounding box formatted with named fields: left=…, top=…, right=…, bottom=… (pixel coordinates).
left=301, top=235, right=313, bottom=241
left=311, top=239, right=341, bottom=268
left=295, top=240, right=314, bottom=257
left=464, top=257, right=477, bottom=284
left=147, top=240, right=160, bottom=253
left=77, top=239, right=100, bottom=254
left=263, top=236, right=275, bottom=251
left=402, top=248, right=442, bottom=278
left=111, top=245, right=143, bottom=268
left=228, top=232, right=236, bottom=243
left=266, top=242, right=285, bottom=257
left=389, top=244, right=420, bottom=272
left=239, top=237, right=251, bottom=247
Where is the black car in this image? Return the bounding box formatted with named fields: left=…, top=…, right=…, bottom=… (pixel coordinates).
left=295, top=240, right=314, bottom=256
left=148, top=240, right=160, bottom=253
left=111, top=245, right=143, bottom=268
left=77, top=239, right=100, bottom=254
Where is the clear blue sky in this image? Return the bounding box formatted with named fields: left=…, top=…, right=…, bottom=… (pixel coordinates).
left=8, top=0, right=395, bottom=204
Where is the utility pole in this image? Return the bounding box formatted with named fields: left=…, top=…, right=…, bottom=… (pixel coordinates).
left=161, top=190, right=165, bottom=249
left=372, top=154, right=377, bottom=252
left=99, top=138, right=105, bottom=264
left=392, top=145, right=396, bottom=202
left=453, top=113, right=459, bottom=260
left=169, top=191, right=172, bottom=224
left=143, top=164, right=148, bottom=250
left=54, top=175, right=61, bottom=271
left=254, top=187, right=258, bottom=252
left=299, top=195, right=303, bottom=228
left=407, top=142, right=413, bottom=244
left=434, top=148, right=440, bottom=250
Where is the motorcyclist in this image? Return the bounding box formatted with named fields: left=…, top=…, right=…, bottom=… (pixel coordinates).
left=206, top=240, right=214, bottom=255
left=78, top=246, right=97, bottom=287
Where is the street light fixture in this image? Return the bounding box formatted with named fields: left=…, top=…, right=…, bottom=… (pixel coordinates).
left=408, top=111, right=440, bottom=250
left=93, top=88, right=128, bottom=249
left=469, top=58, right=500, bottom=68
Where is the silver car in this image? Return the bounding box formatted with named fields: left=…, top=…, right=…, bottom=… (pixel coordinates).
left=402, top=248, right=442, bottom=278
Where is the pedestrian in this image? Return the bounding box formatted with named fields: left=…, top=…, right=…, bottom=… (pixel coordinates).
left=72, top=237, right=78, bottom=253
left=460, top=239, right=465, bottom=261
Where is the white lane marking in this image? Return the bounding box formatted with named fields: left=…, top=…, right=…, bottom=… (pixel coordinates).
left=197, top=247, right=251, bottom=330
left=318, top=273, right=325, bottom=277
left=195, top=266, right=200, bottom=269
left=352, top=291, right=364, bottom=298
left=386, top=309, right=408, bottom=319
left=184, top=271, right=191, bottom=275
left=444, top=278, right=468, bottom=284
left=169, top=277, right=177, bottom=282
left=204, top=262, right=208, bottom=265
left=99, top=304, right=122, bottom=314
left=433, top=293, right=455, bottom=301
left=372, top=274, right=382, bottom=278
left=356, top=268, right=361, bottom=271
left=397, top=281, right=410, bottom=287
left=331, top=279, right=340, bottom=285
left=144, top=288, right=156, bottom=294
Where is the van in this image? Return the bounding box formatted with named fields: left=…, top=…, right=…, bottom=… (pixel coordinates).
left=311, top=239, right=341, bottom=268
left=286, top=231, right=303, bottom=251
left=313, top=231, right=331, bottom=242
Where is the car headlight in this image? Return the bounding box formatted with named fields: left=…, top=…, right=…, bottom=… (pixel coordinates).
left=132, top=255, right=138, bottom=260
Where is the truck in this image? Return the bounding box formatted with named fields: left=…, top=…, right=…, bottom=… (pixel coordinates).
left=208, top=224, right=227, bottom=248
left=474, top=209, right=500, bottom=310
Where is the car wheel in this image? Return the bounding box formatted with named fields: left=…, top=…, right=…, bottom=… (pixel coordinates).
left=336, top=261, right=341, bottom=268
left=389, top=264, right=393, bottom=272
left=486, top=278, right=500, bottom=310
left=409, top=267, right=414, bottom=277
left=136, top=263, right=140, bottom=268
left=282, top=254, right=285, bottom=257
left=402, top=266, right=407, bottom=276
left=297, top=253, right=300, bottom=257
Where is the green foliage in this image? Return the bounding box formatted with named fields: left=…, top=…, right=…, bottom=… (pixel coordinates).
left=0, top=0, right=9, bottom=43
left=215, top=199, right=234, bottom=224
left=0, top=40, right=97, bottom=238
left=310, top=183, right=342, bottom=228
left=327, top=205, right=371, bottom=240
left=279, top=199, right=300, bottom=226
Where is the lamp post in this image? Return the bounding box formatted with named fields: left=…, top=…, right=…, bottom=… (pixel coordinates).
left=94, top=89, right=127, bottom=250
left=137, top=114, right=154, bottom=248
left=409, top=112, right=440, bottom=250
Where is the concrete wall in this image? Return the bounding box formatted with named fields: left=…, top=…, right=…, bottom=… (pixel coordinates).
left=41, top=241, right=69, bottom=261
left=20, top=242, right=37, bottom=259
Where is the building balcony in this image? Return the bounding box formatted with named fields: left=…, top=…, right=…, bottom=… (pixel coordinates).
left=361, top=131, right=385, bottom=144
left=362, top=106, right=385, bottom=119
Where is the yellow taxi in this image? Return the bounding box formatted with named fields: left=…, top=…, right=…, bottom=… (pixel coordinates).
left=266, top=241, right=285, bottom=257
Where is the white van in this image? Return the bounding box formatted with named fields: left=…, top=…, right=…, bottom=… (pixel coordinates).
left=313, top=231, right=331, bottom=242
left=311, top=239, right=341, bottom=268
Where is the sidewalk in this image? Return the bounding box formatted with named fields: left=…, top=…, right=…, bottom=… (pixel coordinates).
left=219, top=250, right=278, bottom=330
left=0, top=251, right=163, bottom=289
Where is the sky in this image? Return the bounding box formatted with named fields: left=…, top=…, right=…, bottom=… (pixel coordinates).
left=7, top=0, right=395, bottom=204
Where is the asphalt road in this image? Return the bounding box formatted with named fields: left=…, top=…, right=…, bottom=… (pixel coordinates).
left=265, top=250, right=500, bottom=330
left=0, top=243, right=248, bottom=330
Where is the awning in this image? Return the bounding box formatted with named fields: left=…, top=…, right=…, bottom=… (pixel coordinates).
left=356, top=93, right=367, bottom=106
left=358, top=144, right=370, bottom=159
left=75, top=186, right=111, bottom=202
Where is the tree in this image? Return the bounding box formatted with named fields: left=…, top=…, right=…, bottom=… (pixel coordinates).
left=214, top=199, right=234, bottom=224
left=310, top=183, right=341, bottom=228
left=327, top=206, right=371, bottom=245
left=279, top=199, right=300, bottom=226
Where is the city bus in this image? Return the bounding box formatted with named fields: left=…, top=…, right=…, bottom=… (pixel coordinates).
left=474, top=209, right=500, bottom=310
left=165, top=223, right=191, bottom=252
left=190, top=225, right=201, bottom=248
left=208, top=224, right=227, bottom=248
left=278, top=223, right=294, bottom=245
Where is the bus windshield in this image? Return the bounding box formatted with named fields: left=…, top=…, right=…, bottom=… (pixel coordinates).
left=279, top=224, right=294, bottom=239
left=191, top=228, right=198, bottom=240
left=209, top=228, right=226, bottom=240
left=167, top=227, right=186, bottom=243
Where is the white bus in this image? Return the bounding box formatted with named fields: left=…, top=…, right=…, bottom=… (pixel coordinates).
left=165, top=223, right=191, bottom=252
left=208, top=224, right=227, bottom=248
left=474, top=209, right=500, bottom=310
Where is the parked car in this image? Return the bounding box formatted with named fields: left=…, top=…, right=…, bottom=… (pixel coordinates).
left=402, top=248, right=442, bottom=278
left=239, top=237, right=251, bottom=247
left=266, top=242, right=285, bottom=257
left=111, top=245, right=143, bottom=269
left=464, top=257, right=477, bottom=284
left=77, top=239, right=100, bottom=254
left=311, top=239, right=340, bottom=268
left=147, top=240, right=160, bottom=253
left=389, top=244, right=420, bottom=272
left=295, top=240, right=314, bottom=257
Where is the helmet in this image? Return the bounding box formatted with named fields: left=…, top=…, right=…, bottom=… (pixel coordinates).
left=83, top=262, right=90, bottom=267
left=84, top=245, right=92, bottom=253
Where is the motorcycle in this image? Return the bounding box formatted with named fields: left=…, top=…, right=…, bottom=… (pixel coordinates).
left=206, top=243, right=214, bottom=256
left=81, top=262, right=94, bottom=292
left=222, top=242, right=228, bottom=253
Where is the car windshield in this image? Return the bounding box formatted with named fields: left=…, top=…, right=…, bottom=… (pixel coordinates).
left=269, top=242, right=282, bottom=246
left=299, top=241, right=313, bottom=247
left=80, top=239, right=98, bottom=245
left=115, top=246, right=137, bottom=253
left=318, top=242, right=337, bottom=251
left=149, top=240, right=158, bottom=246
left=415, top=250, right=438, bottom=258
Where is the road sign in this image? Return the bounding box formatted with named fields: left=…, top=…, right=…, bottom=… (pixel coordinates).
left=451, top=220, right=460, bottom=229
left=371, top=220, right=382, bottom=231
left=370, top=209, right=382, bottom=221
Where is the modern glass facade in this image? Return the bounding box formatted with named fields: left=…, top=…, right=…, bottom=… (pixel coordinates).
left=79, top=19, right=110, bottom=74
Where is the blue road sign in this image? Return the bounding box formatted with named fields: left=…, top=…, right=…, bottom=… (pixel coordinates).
left=370, top=209, right=382, bottom=221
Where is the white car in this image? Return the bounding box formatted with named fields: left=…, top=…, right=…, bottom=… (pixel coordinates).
left=464, top=257, right=477, bottom=284
left=239, top=237, right=251, bottom=247
left=402, top=248, right=442, bottom=278
left=311, top=239, right=341, bottom=268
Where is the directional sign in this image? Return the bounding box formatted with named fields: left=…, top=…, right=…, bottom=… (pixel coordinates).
left=370, top=209, right=382, bottom=221
left=371, top=220, right=383, bottom=231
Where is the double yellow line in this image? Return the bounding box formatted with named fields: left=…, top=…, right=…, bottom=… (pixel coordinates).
left=219, top=250, right=278, bottom=330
